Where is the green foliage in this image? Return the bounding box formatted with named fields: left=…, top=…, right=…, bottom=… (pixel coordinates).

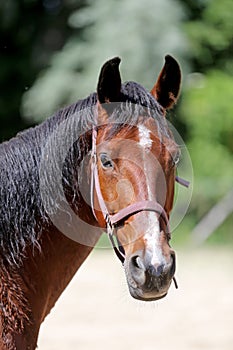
left=0, top=0, right=87, bottom=141
left=204, top=214, right=233, bottom=246
left=183, top=0, right=233, bottom=72
left=181, top=71, right=233, bottom=212
left=22, top=0, right=188, bottom=122
left=183, top=71, right=233, bottom=143
left=176, top=0, right=233, bottom=243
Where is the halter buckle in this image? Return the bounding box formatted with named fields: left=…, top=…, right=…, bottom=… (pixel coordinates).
left=106, top=215, right=114, bottom=236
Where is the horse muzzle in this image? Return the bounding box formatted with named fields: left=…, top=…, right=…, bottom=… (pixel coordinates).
left=125, top=250, right=176, bottom=301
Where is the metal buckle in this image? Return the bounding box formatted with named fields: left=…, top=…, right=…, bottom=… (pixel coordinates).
left=106, top=215, right=114, bottom=236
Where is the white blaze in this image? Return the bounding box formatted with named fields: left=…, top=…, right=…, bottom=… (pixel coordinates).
left=144, top=212, right=165, bottom=266
left=138, top=124, right=153, bottom=151
left=138, top=124, right=164, bottom=266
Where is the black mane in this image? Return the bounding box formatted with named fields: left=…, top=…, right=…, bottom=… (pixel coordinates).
left=0, top=81, right=167, bottom=265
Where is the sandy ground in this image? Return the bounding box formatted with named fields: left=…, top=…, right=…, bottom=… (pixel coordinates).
left=38, top=247, right=233, bottom=350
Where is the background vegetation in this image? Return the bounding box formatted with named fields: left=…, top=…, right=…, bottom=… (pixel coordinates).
left=1, top=0, right=232, bottom=245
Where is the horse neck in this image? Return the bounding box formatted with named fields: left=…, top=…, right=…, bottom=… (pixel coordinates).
left=29, top=219, right=102, bottom=315
left=1, top=225, right=101, bottom=350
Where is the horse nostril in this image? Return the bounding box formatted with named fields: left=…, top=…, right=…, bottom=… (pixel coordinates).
left=131, top=255, right=145, bottom=270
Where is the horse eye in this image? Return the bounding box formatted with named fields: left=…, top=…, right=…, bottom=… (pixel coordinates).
left=100, top=153, right=114, bottom=169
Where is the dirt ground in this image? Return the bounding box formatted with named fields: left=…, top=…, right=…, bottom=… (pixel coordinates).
left=38, top=247, right=233, bottom=350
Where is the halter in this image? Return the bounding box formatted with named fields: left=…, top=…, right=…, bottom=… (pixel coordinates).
left=90, top=126, right=189, bottom=265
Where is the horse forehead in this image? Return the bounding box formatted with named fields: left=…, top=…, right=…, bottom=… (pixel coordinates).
left=98, top=120, right=176, bottom=156
left=142, top=120, right=178, bottom=155
left=136, top=122, right=171, bottom=155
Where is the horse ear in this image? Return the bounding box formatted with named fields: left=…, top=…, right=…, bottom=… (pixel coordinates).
left=97, top=57, right=122, bottom=103
left=151, top=55, right=181, bottom=109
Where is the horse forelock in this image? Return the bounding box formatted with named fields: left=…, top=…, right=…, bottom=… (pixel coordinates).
left=103, top=81, right=170, bottom=141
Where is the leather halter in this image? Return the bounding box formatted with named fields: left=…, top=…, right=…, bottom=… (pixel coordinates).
left=90, top=126, right=189, bottom=264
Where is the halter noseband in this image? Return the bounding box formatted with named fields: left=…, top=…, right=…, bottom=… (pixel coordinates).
left=90, top=126, right=189, bottom=265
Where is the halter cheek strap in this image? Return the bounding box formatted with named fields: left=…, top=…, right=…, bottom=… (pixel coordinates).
left=90, top=126, right=190, bottom=265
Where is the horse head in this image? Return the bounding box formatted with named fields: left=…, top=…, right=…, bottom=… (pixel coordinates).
left=92, top=56, right=181, bottom=301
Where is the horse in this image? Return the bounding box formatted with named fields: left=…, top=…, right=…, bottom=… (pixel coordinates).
left=0, top=55, right=185, bottom=349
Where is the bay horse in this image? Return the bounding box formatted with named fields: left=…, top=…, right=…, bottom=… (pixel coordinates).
left=0, top=55, right=185, bottom=349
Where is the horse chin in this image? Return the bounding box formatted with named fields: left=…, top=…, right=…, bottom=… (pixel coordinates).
left=128, top=286, right=168, bottom=301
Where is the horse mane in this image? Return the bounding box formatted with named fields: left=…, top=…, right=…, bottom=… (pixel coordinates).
left=0, top=81, right=168, bottom=265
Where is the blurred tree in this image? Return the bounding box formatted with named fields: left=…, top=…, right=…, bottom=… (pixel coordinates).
left=177, top=0, right=233, bottom=241
left=22, top=0, right=188, bottom=122
left=180, top=0, right=233, bottom=73
left=0, top=0, right=87, bottom=141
